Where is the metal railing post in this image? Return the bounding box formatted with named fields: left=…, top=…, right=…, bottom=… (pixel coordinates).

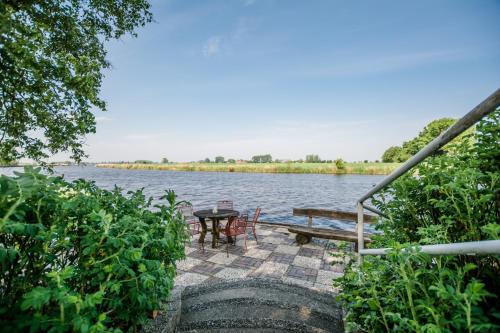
left=357, top=202, right=364, bottom=264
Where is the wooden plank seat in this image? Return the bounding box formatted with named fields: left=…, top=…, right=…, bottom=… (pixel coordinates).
left=290, top=208, right=376, bottom=249
left=287, top=225, right=372, bottom=245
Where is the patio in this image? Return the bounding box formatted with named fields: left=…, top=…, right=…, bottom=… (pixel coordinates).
left=174, top=222, right=347, bottom=292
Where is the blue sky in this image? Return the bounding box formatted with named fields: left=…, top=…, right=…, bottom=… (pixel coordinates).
left=79, top=0, right=500, bottom=162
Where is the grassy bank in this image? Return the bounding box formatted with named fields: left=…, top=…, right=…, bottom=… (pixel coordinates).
left=96, top=162, right=401, bottom=175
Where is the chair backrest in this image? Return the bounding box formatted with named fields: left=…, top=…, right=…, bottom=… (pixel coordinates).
left=226, top=215, right=248, bottom=234
left=249, top=207, right=261, bottom=227
left=178, top=202, right=194, bottom=218
left=217, top=200, right=233, bottom=210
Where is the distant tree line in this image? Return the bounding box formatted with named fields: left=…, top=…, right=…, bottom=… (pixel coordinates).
left=251, top=154, right=273, bottom=163
left=100, top=156, right=385, bottom=165
left=382, top=118, right=456, bottom=162
left=196, top=155, right=357, bottom=166
left=305, top=154, right=321, bottom=163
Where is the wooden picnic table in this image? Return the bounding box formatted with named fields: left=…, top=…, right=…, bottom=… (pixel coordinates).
left=193, top=209, right=240, bottom=248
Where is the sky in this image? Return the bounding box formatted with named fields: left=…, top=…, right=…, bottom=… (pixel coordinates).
left=74, top=0, right=500, bottom=162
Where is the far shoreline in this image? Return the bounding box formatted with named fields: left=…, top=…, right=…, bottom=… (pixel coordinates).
left=95, top=162, right=401, bottom=175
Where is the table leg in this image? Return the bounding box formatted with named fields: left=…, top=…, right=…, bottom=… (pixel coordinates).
left=198, top=218, right=207, bottom=246
left=212, top=218, right=220, bottom=248
left=227, top=216, right=235, bottom=244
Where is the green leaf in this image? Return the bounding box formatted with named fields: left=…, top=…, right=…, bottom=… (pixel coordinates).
left=21, top=287, right=51, bottom=311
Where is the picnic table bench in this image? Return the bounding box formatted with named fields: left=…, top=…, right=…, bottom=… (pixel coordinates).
left=289, top=208, right=376, bottom=250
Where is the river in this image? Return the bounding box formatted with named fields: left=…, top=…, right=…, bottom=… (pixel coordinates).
left=1, top=166, right=384, bottom=230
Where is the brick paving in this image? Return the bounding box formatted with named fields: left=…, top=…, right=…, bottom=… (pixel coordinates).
left=174, top=223, right=349, bottom=293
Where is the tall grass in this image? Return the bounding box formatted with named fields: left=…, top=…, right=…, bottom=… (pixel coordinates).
left=96, top=162, right=401, bottom=175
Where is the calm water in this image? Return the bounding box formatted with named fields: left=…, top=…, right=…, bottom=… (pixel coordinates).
left=1, top=166, right=383, bottom=230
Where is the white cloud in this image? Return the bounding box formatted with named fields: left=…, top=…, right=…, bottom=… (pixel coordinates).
left=201, top=17, right=256, bottom=58
left=202, top=36, right=222, bottom=57
left=243, top=0, right=256, bottom=6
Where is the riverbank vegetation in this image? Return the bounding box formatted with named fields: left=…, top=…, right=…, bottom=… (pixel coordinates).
left=336, top=110, right=500, bottom=332
left=96, top=161, right=401, bottom=175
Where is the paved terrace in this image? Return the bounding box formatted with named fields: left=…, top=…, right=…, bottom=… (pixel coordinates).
left=174, top=223, right=346, bottom=292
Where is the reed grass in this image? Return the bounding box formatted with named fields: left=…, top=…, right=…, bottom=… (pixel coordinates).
left=96, top=162, right=401, bottom=175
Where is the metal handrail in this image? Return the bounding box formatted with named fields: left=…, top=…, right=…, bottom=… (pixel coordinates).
left=360, top=240, right=500, bottom=256
left=355, top=89, right=500, bottom=257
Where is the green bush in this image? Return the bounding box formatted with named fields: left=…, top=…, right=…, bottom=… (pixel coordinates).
left=0, top=168, right=188, bottom=332
left=334, top=158, right=346, bottom=170
left=335, top=110, right=500, bottom=332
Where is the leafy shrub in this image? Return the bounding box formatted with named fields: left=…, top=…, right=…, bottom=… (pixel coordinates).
left=0, top=168, right=188, bottom=332
left=334, top=158, right=346, bottom=170
left=335, top=110, right=500, bottom=332
left=382, top=146, right=407, bottom=163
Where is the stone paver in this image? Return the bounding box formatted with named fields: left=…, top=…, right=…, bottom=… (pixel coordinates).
left=208, top=253, right=238, bottom=265
left=189, top=261, right=224, bottom=275
left=258, top=243, right=278, bottom=251
left=251, top=262, right=289, bottom=279
left=243, top=248, right=272, bottom=259
left=174, top=223, right=352, bottom=293
left=255, top=229, right=273, bottom=236
left=261, top=236, right=287, bottom=245
left=275, top=244, right=300, bottom=255
left=174, top=272, right=209, bottom=286
left=245, top=240, right=259, bottom=249
left=298, top=247, right=324, bottom=258
left=176, top=257, right=203, bottom=271
left=316, top=269, right=343, bottom=286
left=292, top=255, right=322, bottom=270
left=229, top=256, right=264, bottom=269
left=215, top=267, right=249, bottom=279
left=226, top=245, right=246, bottom=255
left=268, top=252, right=296, bottom=264
left=286, top=265, right=318, bottom=282
left=188, top=249, right=218, bottom=260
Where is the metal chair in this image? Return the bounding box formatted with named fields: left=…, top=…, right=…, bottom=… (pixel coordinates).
left=219, top=214, right=248, bottom=256
left=216, top=200, right=233, bottom=210
left=247, top=207, right=261, bottom=242
left=216, top=200, right=234, bottom=228
left=178, top=202, right=204, bottom=251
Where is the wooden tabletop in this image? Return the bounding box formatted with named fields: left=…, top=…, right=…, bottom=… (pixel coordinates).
left=193, top=209, right=239, bottom=219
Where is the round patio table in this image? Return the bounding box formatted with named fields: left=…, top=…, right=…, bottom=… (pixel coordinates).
left=193, top=209, right=239, bottom=248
